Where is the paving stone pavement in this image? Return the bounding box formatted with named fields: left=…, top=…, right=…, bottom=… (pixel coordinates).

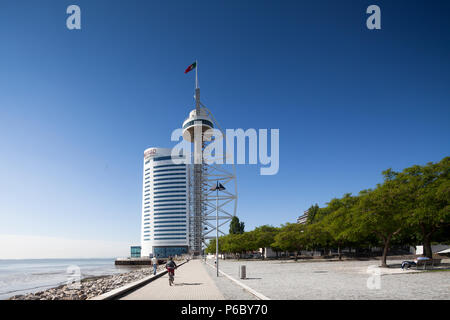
left=203, top=260, right=257, bottom=300
left=120, top=260, right=224, bottom=300
left=214, top=258, right=450, bottom=300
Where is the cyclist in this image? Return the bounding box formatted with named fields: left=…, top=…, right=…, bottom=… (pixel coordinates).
left=166, top=256, right=177, bottom=285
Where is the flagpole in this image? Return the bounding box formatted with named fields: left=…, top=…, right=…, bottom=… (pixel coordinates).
left=195, top=60, right=198, bottom=89
left=195, top=61, right=200, bottom=112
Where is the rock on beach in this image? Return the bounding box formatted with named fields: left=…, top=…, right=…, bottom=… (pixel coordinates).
left=8, top=266, right=161, bottom=300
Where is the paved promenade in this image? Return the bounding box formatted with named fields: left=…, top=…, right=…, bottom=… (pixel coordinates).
left=120, top=260, right=224, bottom=300
left=214, top=258, right=450, bottom=300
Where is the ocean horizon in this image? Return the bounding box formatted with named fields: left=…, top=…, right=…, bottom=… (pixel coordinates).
left=0, top=258, right=144, bottom=300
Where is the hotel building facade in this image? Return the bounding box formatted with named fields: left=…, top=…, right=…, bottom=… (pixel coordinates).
left=141, top=147, right=189, bottom=258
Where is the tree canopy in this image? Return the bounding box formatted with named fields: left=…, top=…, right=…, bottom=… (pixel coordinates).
left=229, top=216, right=245, bottom=234
left=205, top=157, right=449, bottom=266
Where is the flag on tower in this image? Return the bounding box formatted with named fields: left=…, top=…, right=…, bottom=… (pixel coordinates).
left=184, top=62, right=197, bottom=74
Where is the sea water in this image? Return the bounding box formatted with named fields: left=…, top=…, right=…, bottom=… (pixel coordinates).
left=0, top=258, right=137, bottom=300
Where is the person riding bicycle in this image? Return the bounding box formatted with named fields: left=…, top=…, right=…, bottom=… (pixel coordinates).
left=165, top=256, right=177, bottom=277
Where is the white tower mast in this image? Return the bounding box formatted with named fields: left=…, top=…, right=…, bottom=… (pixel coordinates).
left=182, top=62, right=237, bottom=256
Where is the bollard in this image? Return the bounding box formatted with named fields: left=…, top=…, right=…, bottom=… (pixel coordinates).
left=240, top=265, right=246, bottom=279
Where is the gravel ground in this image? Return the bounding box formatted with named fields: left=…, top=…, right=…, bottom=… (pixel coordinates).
left=212, top=258, right=450, bottom=300
left=202, top=261, right=257, bottom=300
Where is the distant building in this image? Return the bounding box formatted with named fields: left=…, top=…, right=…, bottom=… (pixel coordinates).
left=415, top=244, right=450, bottom=255
left=130, top=246, right=141, bottom=258
left=297, top=210, right=309, bottom=224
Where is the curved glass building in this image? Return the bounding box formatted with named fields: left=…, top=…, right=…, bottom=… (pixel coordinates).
left=141, top=147, right=189, bottom=258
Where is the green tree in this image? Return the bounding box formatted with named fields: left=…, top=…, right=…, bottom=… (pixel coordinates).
left=302, top=222, right=331, bottom=254
left=222, top=233, right=257, bottom=259
left=252, top=225, right=279, bottom=259
left=205, top=238, right=215, bottom=254
left=396, top=157, right=450, bottom=258
left=321, top=194, right=360, bottom=260
left=306, top=204, right=320, bottom=224
left=229, top=216, right=245, bottom=234
left=205, top=236, right=225, bottom=255
left=272, top=223, right=306, bottom=261
left=355, top=173, right=409, bottom=267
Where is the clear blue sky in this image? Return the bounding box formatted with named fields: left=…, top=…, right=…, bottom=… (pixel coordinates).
left=0, top=1, right=449, bottom=258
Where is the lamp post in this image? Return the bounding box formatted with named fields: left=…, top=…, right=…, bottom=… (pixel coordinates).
left=210, top=181, right=225, bottom=277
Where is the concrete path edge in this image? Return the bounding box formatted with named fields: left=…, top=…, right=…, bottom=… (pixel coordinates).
left=205, top=261, right=270, bottom=300
left=89, top=260, right=188, bottom=300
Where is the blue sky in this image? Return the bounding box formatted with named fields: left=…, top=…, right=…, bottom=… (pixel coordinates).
left=0, top=0, right=449, bottom=258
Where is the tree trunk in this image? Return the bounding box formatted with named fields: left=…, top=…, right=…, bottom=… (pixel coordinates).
left=423, top=235, right=433, bottom=258
left=420, top=224, right=435, bottom=259
left=338, top=245, right=342, bottom=261
left=295, top=251, right=298, bottom=261
left=378, top=228, right=401, bottom=268
left=261, top=247, right=265, bottom=260
left=381, top=236, right=391, bottom=268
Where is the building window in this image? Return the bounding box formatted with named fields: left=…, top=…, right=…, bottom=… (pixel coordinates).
left=154, top=207, right=186, bottom=211
left=130, top=246, right=141, bottom=258
left=153, top=168, right=186, bottom=173
left=152, top=155, right=185, bottom=162
left=154, top=187, right=186, bottom=192
left=154, top=194, right=185, bottom=199
left=182, top=119, right=213, bottom=130
left=154, top=182, right=186, bottom=186
left=154, top=224, right=186, bottom=228
left=154, top=216, right=186, bottom=220
left=153, top=247, right=187, bottom=258
left=154, top=237, right=186, bottom=240
left=154, top=172, right=186, bottom=178
left=154, top=220, right=186, bottom=224
left=153, top=164, right=186, bottom=169
left=154, top=212, right=186, bottom=216
left=154, top=177, right=186, bottom=182
left=154, top=199, right=185, bottom=203
left=154, top=203, right=186, bottom=207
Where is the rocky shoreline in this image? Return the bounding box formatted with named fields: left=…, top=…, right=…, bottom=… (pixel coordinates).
left=8, top=266, right=161, bottom=300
